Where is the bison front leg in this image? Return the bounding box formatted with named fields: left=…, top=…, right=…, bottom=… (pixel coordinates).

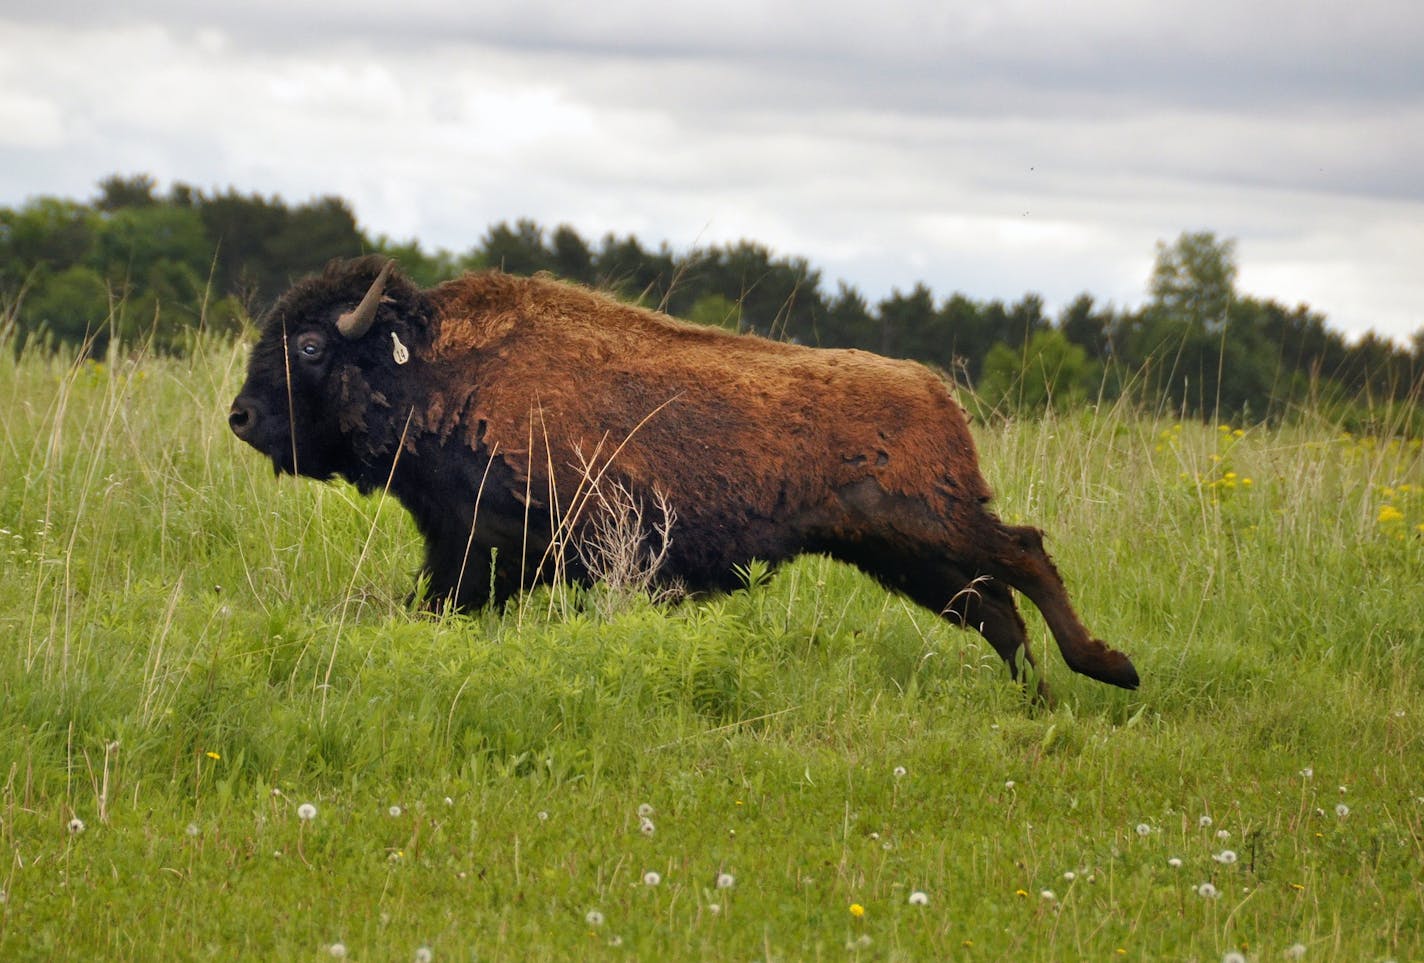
left=418, top=535, right=493, bottom=613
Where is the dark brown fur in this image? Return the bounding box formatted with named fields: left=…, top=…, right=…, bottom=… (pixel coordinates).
left=230, top=256, right=1139, bottom=696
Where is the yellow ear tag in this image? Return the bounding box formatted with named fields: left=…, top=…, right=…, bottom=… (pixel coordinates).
left=391, top=331, right=410, bottom=365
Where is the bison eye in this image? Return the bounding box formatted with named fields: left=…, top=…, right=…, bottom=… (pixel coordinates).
left=295, top=331, right=327, bottom=363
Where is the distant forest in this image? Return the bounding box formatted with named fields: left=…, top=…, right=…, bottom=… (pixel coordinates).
left=2, top=173, right=1421, bottom=425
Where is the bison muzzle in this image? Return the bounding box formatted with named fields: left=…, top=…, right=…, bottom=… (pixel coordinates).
left=230, top=256, right=1139, bottom=697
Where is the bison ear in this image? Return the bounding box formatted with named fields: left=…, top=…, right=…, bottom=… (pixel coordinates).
left=336, top=259, right=395, bottom=339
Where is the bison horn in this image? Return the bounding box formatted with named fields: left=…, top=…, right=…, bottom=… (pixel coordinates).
left=336, top=260, right=395, bottom=339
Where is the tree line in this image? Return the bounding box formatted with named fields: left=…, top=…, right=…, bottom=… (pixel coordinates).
left=3, top=174, right=1421, bottom=425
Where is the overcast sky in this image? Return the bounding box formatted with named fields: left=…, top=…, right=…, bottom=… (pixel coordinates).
left=2, top=2, right=1420, bottom=341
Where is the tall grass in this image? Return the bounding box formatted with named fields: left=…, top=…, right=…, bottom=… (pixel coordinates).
left=1, top=325, right=1421, bottom=960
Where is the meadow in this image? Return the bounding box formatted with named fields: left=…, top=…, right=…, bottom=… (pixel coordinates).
left=1, top=329, right=1421, bottom=961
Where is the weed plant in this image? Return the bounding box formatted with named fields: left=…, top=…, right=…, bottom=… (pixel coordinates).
left=1, top=327, right=1421, bottom=960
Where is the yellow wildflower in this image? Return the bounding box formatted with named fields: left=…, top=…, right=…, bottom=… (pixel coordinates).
left=1378, top=505, right=1405, bottom=524
left=849, top=903, right=865, bottom=918
left=205, top=751, right=221, bottom=760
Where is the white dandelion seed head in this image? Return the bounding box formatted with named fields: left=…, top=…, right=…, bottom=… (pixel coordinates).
left=893, top=766, right=907, bottom=778
left=1216, top=829, right=1231, bottom=841
left=716, top=872, right=735, bottom=889
left=643, top=870, right=661, bottom=887
left=1299, top=767, right=1313, bottom=779
left=1284, top=943, right=1307, bottom=959
left=1135, top=823, right=1152, bottom=837
left=1338, top=785, right=1348, bottom=794
left=1335, top=803, right=1350, bottom=817
left=708, top=902, right=721, bottom=914
left=585, top=909, right=604, bottom=927
left=388, top=805, right=403, bottom=818
left=908, top=890, right=929, bottom=905
left=536, top=810, right=549, bottom=822
left=1063, top=871, right=1076, bottom=881
left=328, top=943, right=347, bottom=958
left=1197, top=882, right=1220, bottom=899
left=1004, top=780, right=1016, bottom=789
left=1199, top=815, right=1213, bottom=828
left=637, top=803, right=655, bottom=818
left=1223, top=952, right=1246, bottom=963
left=1168, top=857, right=1183, bottom=868
left=298, top=803, right=317, bottom=822
left=639, top=816, right=655, bottom=837
left=607, top=935, right=623, bottom=948
left=67, top=818, right=85, bottom=835
left=1040, top=889, right=1056, bottom=901
left=1214, top=850, right=1238, bottom=864
left=271, top=787, right=284, bottom=797
left=443, top=796, right=454, bottom=807
left=414, top=947, right=433, bottom=963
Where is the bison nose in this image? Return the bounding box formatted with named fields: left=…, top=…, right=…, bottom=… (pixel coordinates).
left=228, top=399, right=258, bottom=441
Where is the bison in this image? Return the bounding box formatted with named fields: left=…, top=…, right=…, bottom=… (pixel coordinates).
left=229, top=256, right=1139, bottom=697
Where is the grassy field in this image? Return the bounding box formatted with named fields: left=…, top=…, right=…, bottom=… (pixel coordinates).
left=1, top=331, right=1421, bottom=961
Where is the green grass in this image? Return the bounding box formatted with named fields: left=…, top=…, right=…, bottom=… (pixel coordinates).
left=1, top=334, right=1421, bottom=961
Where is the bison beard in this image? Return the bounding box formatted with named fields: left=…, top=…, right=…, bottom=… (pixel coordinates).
left=229, top=256, right=1139, bottom=698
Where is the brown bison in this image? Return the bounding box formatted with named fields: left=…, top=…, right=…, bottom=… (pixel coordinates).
left=229, top=256, right=1139, bottom=696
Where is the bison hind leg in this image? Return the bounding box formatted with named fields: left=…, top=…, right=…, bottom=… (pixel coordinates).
left=842, top=542, right=1052, bottom=703
left=940, top=570, right=1052, bottom=704
left=985, top=524, right=1140, bottom=691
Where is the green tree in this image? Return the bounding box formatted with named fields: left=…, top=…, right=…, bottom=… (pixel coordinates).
left=938, top=293, right=993, bottom=378
left=1149, top=231, right=1237, bottom=330
left=978, top=328, right=1100, bottom=414
left=1004, top=293, right=1050, bottom=347
left=93, top=204, right=210, bottom=288
left=262, top=196, right=366, bottom=285
left=819, top=282, right=874, bottom=349
left=594, top=233, right=677, bottom=308
left=549, top=224, right=595, bottom=284
left=483, top=219, right=550, bottom=276
left=95, top=173, right=158, bottom=211
left=1059, top=293, right=1115, bottom=360
left=699, top=242, right=822, bottom=342
left=875, top=284, right=936, bottom=358
left=17, top=265, right=111, bottom=348
left=0, top=198, right=98, bottom=285
left=196, top=188, right=292, bottom=306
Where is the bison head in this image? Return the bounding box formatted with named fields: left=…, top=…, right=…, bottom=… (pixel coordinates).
left=229, top=256, right=432, bottom=488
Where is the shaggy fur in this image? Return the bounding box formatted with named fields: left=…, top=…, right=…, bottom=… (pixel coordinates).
left=230, top=256, right=1139, bottom=695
